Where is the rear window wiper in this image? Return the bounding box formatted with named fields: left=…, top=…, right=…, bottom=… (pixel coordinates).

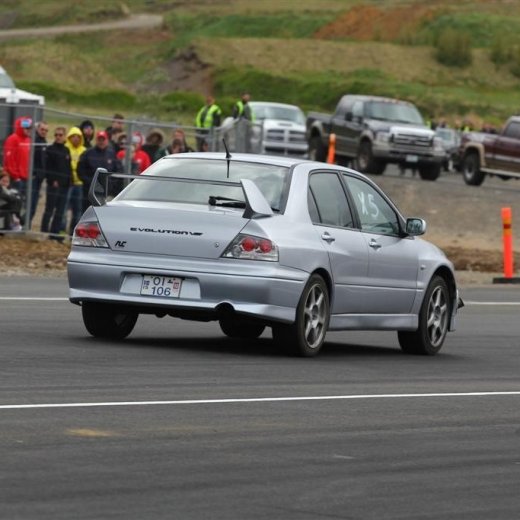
left=208, top=195, right=246, bottom=208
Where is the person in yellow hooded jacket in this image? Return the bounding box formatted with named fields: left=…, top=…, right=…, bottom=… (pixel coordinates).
left=64, top=126, right=86, bottom=236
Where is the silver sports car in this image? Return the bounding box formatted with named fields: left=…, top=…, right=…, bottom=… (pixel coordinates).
left=68, top=152, right=462, bottom=357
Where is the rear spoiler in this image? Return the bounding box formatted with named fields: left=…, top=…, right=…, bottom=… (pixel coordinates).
left=88, top=168, right=274, bottom=219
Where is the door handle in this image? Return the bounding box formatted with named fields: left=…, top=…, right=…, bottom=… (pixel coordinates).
left=369, top=239, right=381, bottom=250
left=321, top=232, right=335, bottom=243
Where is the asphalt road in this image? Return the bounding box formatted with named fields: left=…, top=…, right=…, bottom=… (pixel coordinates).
left=1, top=277, right=520, bottom=519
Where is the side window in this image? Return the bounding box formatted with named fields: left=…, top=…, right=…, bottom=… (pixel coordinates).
left=352, top=101, right=364, bottom=119
left=335, top=96, right=352, bottom=118
left=503, top=121, right=520, bottom=139
left=309, top=173, right=354, bottom=228
left=345, top=175, right=400, bottom=235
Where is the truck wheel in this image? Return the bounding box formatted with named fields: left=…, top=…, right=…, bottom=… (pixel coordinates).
left=462, top=152, right=485, bottom=186
left=357, top=141, right=385, bottom=175
left=309, top=135, right=326, bottom=162
left=418, top=163, right=441, bottom=181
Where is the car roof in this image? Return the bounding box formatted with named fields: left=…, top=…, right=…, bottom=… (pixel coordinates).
left=248, top=101, right=302, bottom=110
left=161, top=152, right=309, bottom=168
left=341, top=94, right=414, bottom=106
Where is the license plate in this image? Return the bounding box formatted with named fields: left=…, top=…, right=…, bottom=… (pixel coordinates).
left=406, top=154, right=419, bottom=163
left=140, top=275, right=182, bottom=298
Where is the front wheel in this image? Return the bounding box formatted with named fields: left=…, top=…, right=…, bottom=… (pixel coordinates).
left=219, top=318, right=266, bottom=339
left=418, top=163, right=441, bottom=181
left=308, top=135, right=326, bottom=162
left=272, top=274, right=330, bottom=357
left=357, top=141, right=386, bottom=175
left=462, top=152, right=485, bottom=186
left=82, top=302, right=138, bottom=339
left=398, top=276, right=450, bottom=355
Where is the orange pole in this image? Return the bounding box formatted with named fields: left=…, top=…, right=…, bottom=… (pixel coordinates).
left=502, top=207, right=513, bottom=278
left=326, top=133, right=336, bottom=164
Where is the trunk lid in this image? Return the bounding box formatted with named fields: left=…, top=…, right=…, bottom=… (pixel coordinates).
left=94, top=201, right=248, bottom=259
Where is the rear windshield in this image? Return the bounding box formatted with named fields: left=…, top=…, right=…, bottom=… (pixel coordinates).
left=116, top=157, right=290, bottom=211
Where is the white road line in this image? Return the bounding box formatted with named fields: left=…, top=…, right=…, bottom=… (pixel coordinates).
left=1, top=391, right=520, bottom=410
left=464, top=301, right=520, bottom=306
left=0, top=297, right=68, bottom=301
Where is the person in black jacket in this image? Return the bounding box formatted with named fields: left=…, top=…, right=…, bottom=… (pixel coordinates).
left=77, top=130, right=123, bottom=212
left=40, top=127, right=71, bottom=238
left=29, top=121, right=48, bottom=224
left=79, top=119, right=95, bottom=149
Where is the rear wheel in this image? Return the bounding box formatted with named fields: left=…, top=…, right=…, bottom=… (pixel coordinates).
left=462, top=151, right=485, bottom=186
left=272, top=274, right=329, bottom=357
left=418, top=163, right=441, bottom=181
left=219, top=318, right=266, bottom=339
left=357, top=140, right=386, bottom=175
left=398, top=276, right=450, bottom=355
left=82, top=302, right=138, bottom=339
left=309, top=135, right=326, bottom=162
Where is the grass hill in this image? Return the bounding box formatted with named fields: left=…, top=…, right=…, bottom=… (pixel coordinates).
left=1, top=0, right=520, bottom=126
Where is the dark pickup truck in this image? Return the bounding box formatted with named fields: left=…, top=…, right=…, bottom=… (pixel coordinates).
left=460, top=116, right=520, bottom=185
left=306, top=95, right=445, bottom=180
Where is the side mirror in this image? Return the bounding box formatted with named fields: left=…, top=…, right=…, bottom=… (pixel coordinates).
left=345, top=112, right=353, bottom=122
left=406, top=218, right=427, bottom=236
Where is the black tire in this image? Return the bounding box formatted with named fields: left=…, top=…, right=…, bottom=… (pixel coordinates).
left=219, top=318, right=266, bottom=339
left=418, top=163, right=441, bottom=181
left=308, top=135, right=326, bottom=162
left=398, top=276, right=450, bottom=356
left=357, top=140, right=386, bottom=175
left=82, top=302, right=138, bottom=339
left=272, top=274, right=330, bottom=357
left=462, top=151, right=485, bottom=186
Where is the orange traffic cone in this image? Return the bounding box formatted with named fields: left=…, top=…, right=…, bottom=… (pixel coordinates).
left=326, top=133, right=336, bottom=164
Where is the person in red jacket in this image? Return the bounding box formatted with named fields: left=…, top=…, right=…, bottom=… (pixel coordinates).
left=3, top=116, right=33, bottom=197
left=116, top=132, right=151, bottom=174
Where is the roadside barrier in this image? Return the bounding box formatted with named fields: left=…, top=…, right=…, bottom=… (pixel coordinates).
left=493, top=207, right=520, bottom=284
left=326, top=133, right=336, bottom=164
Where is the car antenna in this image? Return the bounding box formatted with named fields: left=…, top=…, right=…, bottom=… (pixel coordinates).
left=223, top=138, right=232, bottom=179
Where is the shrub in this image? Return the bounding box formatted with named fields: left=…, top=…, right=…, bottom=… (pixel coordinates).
left=434, top=29, right=472, bottom=67
left=490, top=35, right=511, bottom=66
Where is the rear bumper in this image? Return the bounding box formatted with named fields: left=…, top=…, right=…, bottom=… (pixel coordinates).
left=67, top=252, right=308, bottom=324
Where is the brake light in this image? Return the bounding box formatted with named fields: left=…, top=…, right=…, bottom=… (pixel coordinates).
left=222, top=234, right=278, bottom=262
left=72, top=221, right=108, bottom=248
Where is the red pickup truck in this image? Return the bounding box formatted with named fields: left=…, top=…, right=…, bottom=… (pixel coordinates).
left=460, top=116, right=520, bottom=185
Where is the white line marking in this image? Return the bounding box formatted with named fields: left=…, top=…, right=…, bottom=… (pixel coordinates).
left=465, top=301, right=520, bottom=306
left=0, top=297, right=68, bottom=301
left=1, top=391, right=520, bottom=410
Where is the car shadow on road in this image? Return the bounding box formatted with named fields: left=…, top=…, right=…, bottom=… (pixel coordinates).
left=81, top=334, right=409, bottom=358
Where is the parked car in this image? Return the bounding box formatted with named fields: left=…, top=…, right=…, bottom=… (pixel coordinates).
left=68, top=153, right=462, bottom=357
left=249, top=101, right=308, bottom=157
left=307, top=95, right=445, bottom=180
left=459, top=116, right=520, bottom=185
left=435, top=127, right=461, bottom=172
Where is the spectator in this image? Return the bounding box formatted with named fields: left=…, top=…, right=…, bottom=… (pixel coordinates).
left=155, top=128, right=194, bottom=160
left=195, top=96, right=222, bottom=151
left=64, top=126, right=86, bottom=236
left=117, top=132, right=151, bottom=174
left=79, top=120, right=95, bottom=149
left=110, top=127, right=125, bottom=154
left=40, top=127, right=71, bottom=240
left=141, top=128, right=164, bottom=164
left=0, top=171, right=24, bottom=231
left=3, top=116, right=32, bottom=197
left=232, top=92, right=253, bottom=121
left=105, top=113, right=125, bottom=140
left=30, top=120, right=49, bottom=224
left=77, top=130, right=123, bottom=211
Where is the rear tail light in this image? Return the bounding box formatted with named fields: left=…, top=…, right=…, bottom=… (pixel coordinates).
left=222, top=233, right=278, bottom=262
left=72, top=221, right=108, bottom=248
